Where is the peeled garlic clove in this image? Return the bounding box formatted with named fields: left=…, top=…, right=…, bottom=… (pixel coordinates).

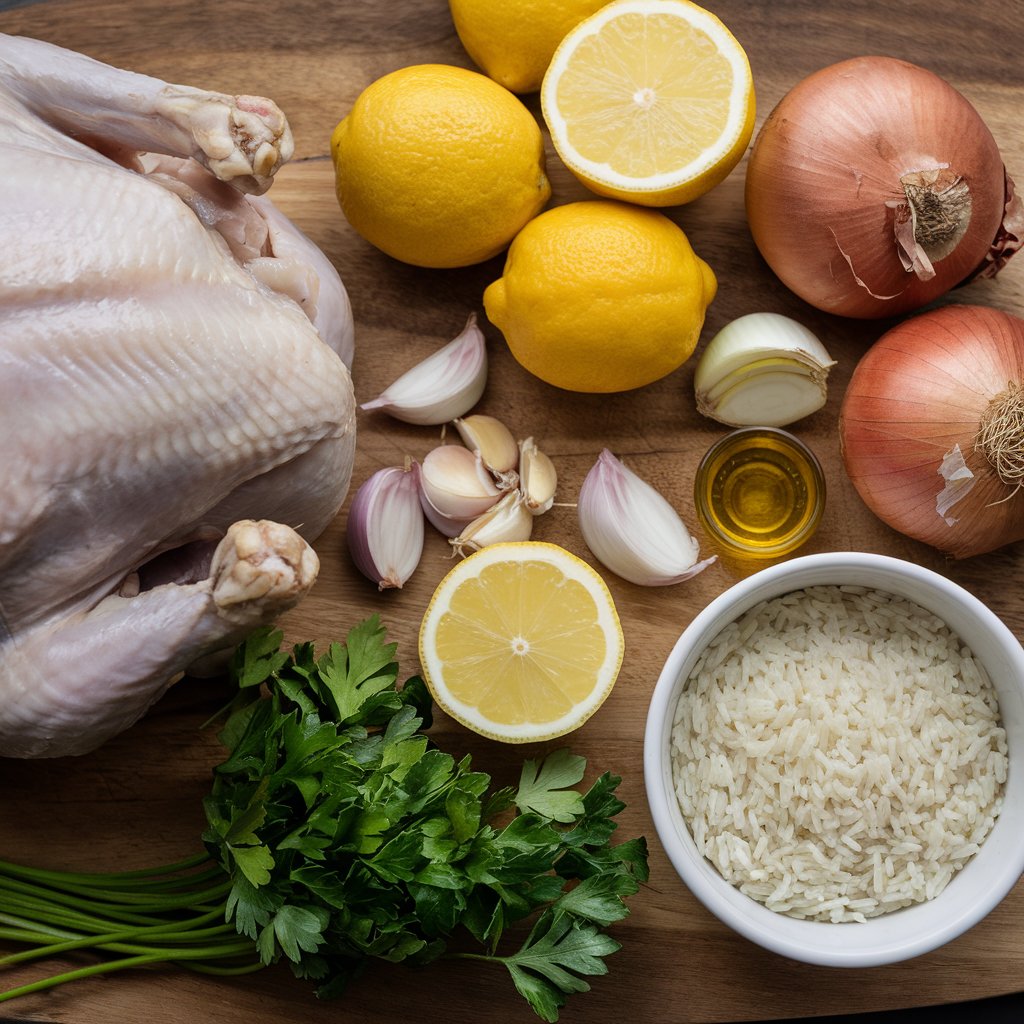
left=694, top=312, right=836, bottom=427
left=360, top=313, right=487, bottom=425
left=420, top=443, right=502, bottom=521
left=346, top=462, right=424, bottom=590
left=453, top=413, right=520, bottom=488
left=450, top=490, right=533, bottom=557
left=578, top=449, right=715, bottom=587
left=519, top=437, right=558, bottom=515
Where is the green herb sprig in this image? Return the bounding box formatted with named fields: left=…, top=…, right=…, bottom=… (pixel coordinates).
left=0, top=616, right=648, bottom=1021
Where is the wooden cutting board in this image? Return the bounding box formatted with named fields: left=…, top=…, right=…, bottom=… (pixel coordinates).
left=2, top=1, right=1023, bottom=1021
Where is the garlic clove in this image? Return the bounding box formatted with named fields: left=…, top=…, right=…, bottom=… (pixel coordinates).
left=577, top=449, right=715, bottom=587
left=346, top=462, right=425, bottom=590
left=707, top=368, right=830, bottom=427
left=418, top=486, right=477, bottom=538
left=519, top=437, right=558, bottom=515
left=453, top=414, right=520, bottom=480
left=360, top=313, right=487, bottom=425
left=694, top=312, right=836, bottom=428
left=420, top=443, right=502, bottom=520
left=453, top=414, right=520, bottom=491
left=450, top=490, right=534, bottom=557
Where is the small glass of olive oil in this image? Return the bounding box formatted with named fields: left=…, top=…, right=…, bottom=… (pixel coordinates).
left=694, top=427, right=826, bottom=559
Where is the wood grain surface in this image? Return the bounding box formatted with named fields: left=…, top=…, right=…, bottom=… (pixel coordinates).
left=2, top=1, right=1023, bottom=1022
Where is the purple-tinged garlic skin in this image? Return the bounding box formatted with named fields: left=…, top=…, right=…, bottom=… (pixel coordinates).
left=360, top=313, right=487, bottom=425
left=578, top=449, right=715, bottom=587
left=347, top=463, right=425, bottom=589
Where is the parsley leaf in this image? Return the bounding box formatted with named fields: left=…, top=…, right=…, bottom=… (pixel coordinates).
left=261, top=905, right=330, bottom=963
left=498, top=911, right=621, bottom=1023
left=231, top=627, right=289, bottom=688
left=515, top=750, right=587, bottom=821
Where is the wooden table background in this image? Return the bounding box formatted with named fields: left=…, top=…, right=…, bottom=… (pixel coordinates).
left=2, top=0, right=1023, bottom=1021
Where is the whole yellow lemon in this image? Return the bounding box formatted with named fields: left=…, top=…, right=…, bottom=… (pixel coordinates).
left=330, top=65, right=551, bottom=268
left=449, top=0, right=612, bottom=94
left=483, top=201, right=717, bottom=392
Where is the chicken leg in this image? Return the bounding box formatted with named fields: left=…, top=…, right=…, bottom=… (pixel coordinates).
left=2, top=522, right=319, bottom=758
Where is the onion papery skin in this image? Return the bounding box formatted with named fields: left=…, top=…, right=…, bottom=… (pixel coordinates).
left=839, top=305, right=1024, bottom=557
left=746, top=57, right=1012, bottom=319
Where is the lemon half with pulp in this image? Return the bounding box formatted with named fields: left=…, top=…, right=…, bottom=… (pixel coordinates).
left=419, top=542, right=624, bottom=743
left=541, top=0, right=755, bottom=206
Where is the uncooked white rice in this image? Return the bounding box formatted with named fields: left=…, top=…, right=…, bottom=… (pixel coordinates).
left=670, top=585, right=1008, bottom=923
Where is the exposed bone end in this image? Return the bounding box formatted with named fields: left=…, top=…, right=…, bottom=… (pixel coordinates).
left=210, top=519, right=319, bottom=624
left=156, top=88, right=294, bottom=195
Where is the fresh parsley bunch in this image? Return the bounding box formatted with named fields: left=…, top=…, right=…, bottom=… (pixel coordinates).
left=204, top=615, right=648, bottom=1021
left=0, top=616, right=647, bottom=1021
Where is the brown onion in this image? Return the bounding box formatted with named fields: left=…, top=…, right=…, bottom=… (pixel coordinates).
left=840, top=304, right=1024, bottom=557
left=746, top=57, right=1023, bottom=319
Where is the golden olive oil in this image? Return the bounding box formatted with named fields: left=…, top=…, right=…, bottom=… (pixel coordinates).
left=695, top=428, right=825, bottom=558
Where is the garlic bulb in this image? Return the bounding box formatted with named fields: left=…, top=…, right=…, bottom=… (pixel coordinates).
left=360, top=314, right=487, bottom=425
left=453, top=414, right=519, bottom=488
left=346, top=462, right=424, bottom=590
left=578, top=449, right=715, bottom=586
left=450, top=491, right=533, bottom=556
left=519, top=437, right=558, bottom=514
left=694, top=312, right=836, bottom=427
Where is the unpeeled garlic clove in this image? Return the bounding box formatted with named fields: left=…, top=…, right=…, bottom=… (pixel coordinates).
left=694, top=312, right=836, bottom=428
left=418, top=487, right=477, bottom=539
left=518, top=437, right=558, bottom=515
left=360, top=313, right=487, bottom=425
left=346, top=462, right=424, bottom=590
left=577, top=449, right=715, bottom=587
left=419, top=444, right=502, bottom=521
left=450, top=490, right=533, bottom=557
left=453, top=414, right=519, bottom=488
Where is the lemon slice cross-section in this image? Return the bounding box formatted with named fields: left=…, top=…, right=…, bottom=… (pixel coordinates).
left=418, top=542, right=624, bottom=743
left=541, top=0, right=755, bottom=206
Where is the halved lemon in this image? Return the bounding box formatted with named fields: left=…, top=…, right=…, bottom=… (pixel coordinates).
left=541, top=0, right=755, bottom=206
left=418, top=541, right=624, bottom=743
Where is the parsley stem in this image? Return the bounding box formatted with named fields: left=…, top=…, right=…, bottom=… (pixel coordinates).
left=0, top=911, right=79, bottom=943
left=0, top=874, right=232, bottom=917
left=0, top=953, right=170, bottom=1002
left=0, top=852, right=211, bottom=885
left=0, top=864, right=225, bottom=896
left=0, top=908, right=235, bottom=966
left=0, top=927, right=57, bottom=945
left=0, top=888, right=176, bottom=932
left=0, top=894, right=143, bottom=934
left=0, top=881, right=177, bottom=927
left=0, top=943, right=259, bottom=1004
left=182, top=960, right=266, bottom=976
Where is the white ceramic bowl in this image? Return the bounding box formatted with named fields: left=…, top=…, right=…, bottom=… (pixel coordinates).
left=644, top=552, right=1024, bottom=967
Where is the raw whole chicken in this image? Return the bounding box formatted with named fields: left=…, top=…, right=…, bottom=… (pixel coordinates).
left=0, top=34, right=357, bottom=757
